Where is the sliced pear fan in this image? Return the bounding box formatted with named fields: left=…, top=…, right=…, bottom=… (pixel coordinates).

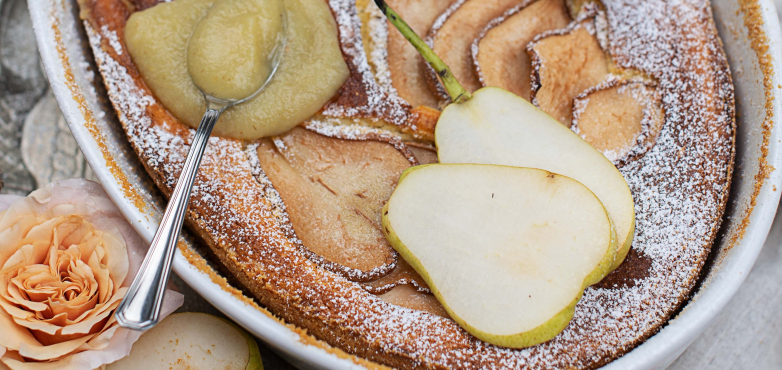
left=385, top=0, right=460, bottom=108
left=382, top=164, right=617, bottom=348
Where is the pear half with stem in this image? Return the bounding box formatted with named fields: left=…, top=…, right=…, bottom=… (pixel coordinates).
left=382, top=164, right=617, bottom=348
left=373, top=0, right=634, bottom=271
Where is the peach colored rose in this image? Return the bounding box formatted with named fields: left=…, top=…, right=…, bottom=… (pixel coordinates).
left=0, top=179, right=183, bottom=370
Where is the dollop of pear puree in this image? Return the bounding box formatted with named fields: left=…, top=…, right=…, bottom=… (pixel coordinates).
left=125, top=0, right=350, bottom=139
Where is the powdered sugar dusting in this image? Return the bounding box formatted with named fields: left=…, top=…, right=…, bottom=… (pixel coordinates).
left=100, top=25, right=122, bottom=56
left=362, top=1, right=396, bottom=95
left=84, top=0, right=734, bottom=366
left=304, top=117, right=419, bottom=165
left=323, top=0, right=411, bottom=128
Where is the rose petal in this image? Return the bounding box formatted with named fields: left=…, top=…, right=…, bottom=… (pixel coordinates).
left=0, top=326, right=137, bottom=370
left=66, top=296, right=117, bottom=327
left=19, top=218, right=64, bottom=258
left=0, top=195, right=23, bottom=212
left=6, top=278, right=47, bottom=313
left=33, top=315, right=110, bottom=347
left=59, top=220, right=92, bottom=253
left=12, top=313, right=64, bottom=335
left=0, top=295, right=35, bottom=321
left=0, top=310, right=41, bottom=352
left=1, top=244, right=44, bottom=273
left=0, top=289, right=182, bottom=370
left=97, top=233, right=128, bottom=295
left=49, top=293, right=98, bottom=322
left=17, top=330, right=94, bottom=361
left=60, top=288, right=125, bottom=336
left=0, top=225, right=26, bottom=271
left=51, top=217, right=81, bottom=251
left=87, top=249, right=112, bottom=304
left=0, top=205, right=44, bottom=264
left=0, top=350, right=24, bottom=370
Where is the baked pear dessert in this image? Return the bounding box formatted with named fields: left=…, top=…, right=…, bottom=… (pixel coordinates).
left=76, top=0, right=735, bottom=366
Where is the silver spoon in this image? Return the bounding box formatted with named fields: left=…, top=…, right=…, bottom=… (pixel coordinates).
left=115, top=21, right=287, bottom=331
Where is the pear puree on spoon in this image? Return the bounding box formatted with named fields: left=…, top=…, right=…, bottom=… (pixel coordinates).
left=124, top=0, right=350, bottom=139
left=187, top=0, right=284, bottom=101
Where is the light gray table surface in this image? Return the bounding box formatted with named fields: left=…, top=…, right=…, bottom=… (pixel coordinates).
left=1, top=0, right=781, bottom=368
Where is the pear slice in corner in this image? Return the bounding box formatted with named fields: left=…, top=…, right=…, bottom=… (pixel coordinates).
left=106, top=312, right=263, bottom=370
left=435, top=87, right=635, bottom=271
left=382, top=164, right=617, bottom=348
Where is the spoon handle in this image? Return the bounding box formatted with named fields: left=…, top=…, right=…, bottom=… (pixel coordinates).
left=116, top=108, right=221, bottom=331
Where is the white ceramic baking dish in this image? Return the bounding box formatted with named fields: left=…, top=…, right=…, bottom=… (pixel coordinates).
left=28, top=0, right=782, bottom=368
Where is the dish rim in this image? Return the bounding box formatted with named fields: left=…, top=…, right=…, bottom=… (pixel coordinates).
left=27, top=0, right=782, bottom=368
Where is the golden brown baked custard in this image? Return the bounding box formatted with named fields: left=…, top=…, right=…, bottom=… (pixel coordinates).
left=78, top=0, right=735, bottom=366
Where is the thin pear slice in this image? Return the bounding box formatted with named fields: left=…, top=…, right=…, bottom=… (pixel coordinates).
left=572, top=81, right=664, bottom=165
left=106, top=313, right=262, bottom=370
left=528, top=14, right=609, bottom=127
left=474, top=0, right=571, bottom=100
left=436, top=87, right=635, bottom=271
left=426, top=0, right=527, bottom=98
left=386, top=0, right=460, bottom=108
left=382, top=164, right=617, bottom=348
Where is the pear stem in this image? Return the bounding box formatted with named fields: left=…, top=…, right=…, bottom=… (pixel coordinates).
left=373, top=0, right=471, bottom=103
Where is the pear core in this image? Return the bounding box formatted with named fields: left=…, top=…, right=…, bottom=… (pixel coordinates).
left=187, top=0, right=285, bottom=101
left=124, top=0, right=350, bottom=139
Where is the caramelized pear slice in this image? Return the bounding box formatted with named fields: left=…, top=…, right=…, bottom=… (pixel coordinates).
left=407, top=143, right=438, bottom=165
left=427, top=0, right=527, bottom=101
left=363, top=258, right=431, bottom=294
left=386, top=0, right=460, bottom=108
left=379, top=284, right=449, bottom=318
left=572, top=81, right=664, bottom=164
left=529, top=14, right=609, bottom=126
left=405, top=106, right=441, bottom=142
left=256, top=127, right=411, bottom=280
left=474, top=0, right=571, bottom=100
